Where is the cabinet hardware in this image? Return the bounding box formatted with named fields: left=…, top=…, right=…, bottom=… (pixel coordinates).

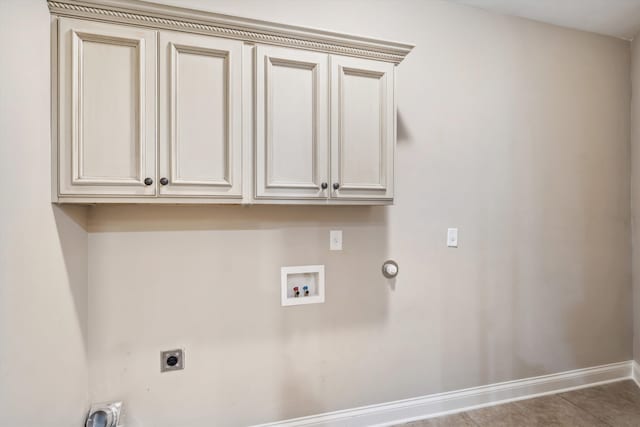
left=144, top=177, right=153, bottom=186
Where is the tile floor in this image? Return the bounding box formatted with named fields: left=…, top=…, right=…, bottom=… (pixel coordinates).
left=397, top=380, right=640, bottom=427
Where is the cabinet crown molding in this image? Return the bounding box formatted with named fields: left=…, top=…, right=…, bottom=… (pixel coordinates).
left=48, top=0, right=414, bottom=64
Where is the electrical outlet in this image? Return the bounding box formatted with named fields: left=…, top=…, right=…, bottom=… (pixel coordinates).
left=330, top=230, right=342, bottom=251
left=161, top=349, right=184, bottom=372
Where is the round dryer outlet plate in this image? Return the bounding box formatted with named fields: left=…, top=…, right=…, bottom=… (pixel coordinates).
left=382, top=260, right=399, bottom=278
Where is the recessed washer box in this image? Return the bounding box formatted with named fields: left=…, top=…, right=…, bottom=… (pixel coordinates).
left=281, top=265, right=325, bottom=306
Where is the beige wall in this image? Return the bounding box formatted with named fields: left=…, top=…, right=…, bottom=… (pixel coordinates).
left=0, top=1, right=89, bottom=426
left=0, top=0, right=632, bottom=426
left=86, top=1, right=632, bottom=426
left=632, top=36, right=640, bottom=365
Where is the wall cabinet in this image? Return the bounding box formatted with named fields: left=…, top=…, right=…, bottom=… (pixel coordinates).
left=50, top=0, right=413, bottom=205
left=331, top=56, right=395, bottom=201
left=159, top=31, right=243, bottom=199
left=57, top=18, right=157, bottom=197
left=255, top=45, right=329, bottom=200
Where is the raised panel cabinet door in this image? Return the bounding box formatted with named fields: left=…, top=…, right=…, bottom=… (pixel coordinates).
left=255, top=45, right=329, bottom=199
left=159, top=32, right=242, bottom=198
left=57, top=18, right=157, bottom=197
left=330, top=56, right=395, bottom=201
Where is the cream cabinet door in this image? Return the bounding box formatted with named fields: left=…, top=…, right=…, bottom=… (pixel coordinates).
left=159, top=32, right=242, bottom=198
left=57, top=18, right=157, bottom=197
left=330, top=56, right=395, bottom=201
left=255, top=45, right=329, bottom=200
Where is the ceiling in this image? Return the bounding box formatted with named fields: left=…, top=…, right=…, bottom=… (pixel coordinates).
left=446, top=0, right=640, bottom=40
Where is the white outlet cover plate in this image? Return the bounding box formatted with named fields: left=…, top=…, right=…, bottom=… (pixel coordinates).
left=447, top=228, right=458, bottom=247
left=330, top=230, right=343, bottom=251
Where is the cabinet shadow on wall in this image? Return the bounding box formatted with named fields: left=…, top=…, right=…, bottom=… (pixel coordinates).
left=87, top=204, right=388, bottom=232
left=397, top=110, right=412, bottom=144
left=52, top=204, right=89, bottom=357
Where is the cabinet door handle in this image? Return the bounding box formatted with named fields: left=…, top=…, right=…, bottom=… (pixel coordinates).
left=333, top=183, right=340, bottom=190
left=321, top=182, right=328, bottom=189
left=144, top=177, right=153, bottom=186
left=160, top=177, right=169, bottom=186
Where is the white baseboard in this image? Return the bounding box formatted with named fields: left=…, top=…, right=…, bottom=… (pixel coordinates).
left=633, top=360, right=640, bottom=388
left=252, top=361, right=633, bottom=427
